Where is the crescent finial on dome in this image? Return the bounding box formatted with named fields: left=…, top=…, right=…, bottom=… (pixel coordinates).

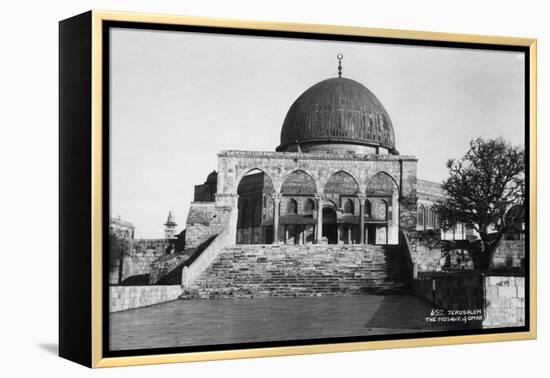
left=337, top=53, right=343, bottom=78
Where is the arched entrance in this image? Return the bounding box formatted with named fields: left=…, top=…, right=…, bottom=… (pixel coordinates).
left=322, top=170, right=360, bottom=244
left=236, top=169, right=274, bottom=244
left=322, top=207, right=338, bottom=244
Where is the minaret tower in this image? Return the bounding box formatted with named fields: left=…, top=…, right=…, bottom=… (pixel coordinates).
left=164, top=211, right=177, bottom=241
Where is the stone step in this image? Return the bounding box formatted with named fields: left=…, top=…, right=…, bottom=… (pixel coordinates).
left=189, top=244, right=411, bottom=298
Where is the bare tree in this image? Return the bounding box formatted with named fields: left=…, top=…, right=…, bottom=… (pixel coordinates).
left=436, top=138, right=525, bottom=269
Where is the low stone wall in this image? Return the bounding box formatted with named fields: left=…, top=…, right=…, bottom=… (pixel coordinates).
left=109, top=239, right=167, bottom=284
left=483, top=276, right=525, bottom=327
left=124, top=240, right=167, bottom=277
left=409, top=237, right=524, bottom=274
left=414, top=273, right=525, bottom=328
left=109, top=285, right=183, bottom=313
left=490, top=240, right=525, bottom=270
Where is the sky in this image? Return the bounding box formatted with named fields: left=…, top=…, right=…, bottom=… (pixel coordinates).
left=110, top=28, right=525, bottom=238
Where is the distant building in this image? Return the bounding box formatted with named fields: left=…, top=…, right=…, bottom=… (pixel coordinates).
left=416, top=179, right=476, bottom=241
left=164, top=211, right=178, bottom=240
left=163, top=211, right=178, bottom=254
left=110, top=215, right=135, bottom=240
left=109, top=213, right=182, bottom=284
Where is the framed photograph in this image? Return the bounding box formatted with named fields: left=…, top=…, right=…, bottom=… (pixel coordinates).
left=59, top=10, right=537, bottom=368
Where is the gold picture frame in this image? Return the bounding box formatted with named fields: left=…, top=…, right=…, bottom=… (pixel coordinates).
left=59, top=10, right=537, bottom=368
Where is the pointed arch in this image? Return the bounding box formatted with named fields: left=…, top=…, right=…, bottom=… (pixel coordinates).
left=280, top=170, right=318, bottom=195
left=323, top=199, right=338, bottom=209
left=304, top=198, right=315, bottom=213
left=417, top=204, right=425, bottom=230
left=323, top=170, right=360, bottom=194
left=236, top=168, right=275, bottom=195
left=364, top=198, right=372, bottom=217
left=366, top=171, right=399, bottom=194
left=375, top=199, right=388, bottom=220
left=286, top=197, right=298, bottom=214
left=236, top=168, right=275, bottom=244
left=343, top=198, right=355, bottom=214
left=427, top=206, right=435, bottom=229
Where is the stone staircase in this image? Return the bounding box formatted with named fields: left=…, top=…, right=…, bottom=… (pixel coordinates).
left=185, top=244, right=412, bottom=298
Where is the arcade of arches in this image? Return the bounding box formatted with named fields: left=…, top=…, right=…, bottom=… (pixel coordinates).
left=235, top=169, right=399, bottom=245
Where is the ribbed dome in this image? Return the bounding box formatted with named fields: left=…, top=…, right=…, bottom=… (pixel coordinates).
left=277, top=77, right=396, bottom=154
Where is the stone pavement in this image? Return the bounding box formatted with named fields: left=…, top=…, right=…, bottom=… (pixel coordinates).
left=110, top=295, right=479, bottom=351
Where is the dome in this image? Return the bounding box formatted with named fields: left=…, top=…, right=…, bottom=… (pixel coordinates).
left=277, top=77, right=396, bottom=154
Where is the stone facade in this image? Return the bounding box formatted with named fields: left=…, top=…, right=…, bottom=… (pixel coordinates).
left=109, top=285, right=183, bottom=313
left=490, top=240, right=525, bottom=270
left=109, top=239, right=167, bottom=284
left=209, top=150, right=416, bottom=246
left=483, top=276, right=525, bottom=327
left=181, top=204, right=239, bottom=287
left=216, top=150, right=416, bottom=196
left=405, top=232, right=525, bottom=275
left=417, top=179, right=445, bottom=200
left=185, top=202, right=232, bottom=249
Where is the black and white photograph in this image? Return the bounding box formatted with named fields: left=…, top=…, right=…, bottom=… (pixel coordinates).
left=5, top=0, right=550, bottom=375
left=4, top=0, right=550, bottom=378
left=105, top=24, right=529, bottom=354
